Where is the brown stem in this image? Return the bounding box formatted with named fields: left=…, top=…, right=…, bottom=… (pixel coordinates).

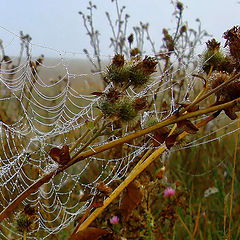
left=0, top=170, right=56, bottom=223
left=1, top=97, right=239, bottom=223
left=75, top=111, right=219, bottom=233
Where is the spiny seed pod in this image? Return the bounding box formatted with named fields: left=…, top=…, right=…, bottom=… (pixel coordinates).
left=130, top=56, right=158, bottom=87
left=99, top=99, right=119, bottom=118
left=201, top=39, right=234, bottom=74
left=117, top=100, right=137, bottom=122
left=99, top=97, right=137, bottom=122
left=206, top=39, right=221, bottom=52
left=104, top=64, right=131, bottom=85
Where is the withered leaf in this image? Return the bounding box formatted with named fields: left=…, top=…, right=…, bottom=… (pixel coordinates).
left=165, top=134, right=178, bottom=149
left=96, top=181, right=112, bottom=196
left=49, top=145, right=70, bottom=165
left=120, top=180, right=143, bottom=221
left=92, top=200, right=104, bottom=208
left=224, top=103, right=240, bottom=120
left=91, top=91, right=104, bottom=96
left=153, top=127, right=170, bottom=146
left=177, top=120, right=198, bottom=134
left=71, top=227, right=110, bottom=240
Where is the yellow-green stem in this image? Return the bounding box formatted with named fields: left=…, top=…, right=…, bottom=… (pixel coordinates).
left=75, top=145, right=167, bottom=233
left=23, top=230, right=27, bottom=240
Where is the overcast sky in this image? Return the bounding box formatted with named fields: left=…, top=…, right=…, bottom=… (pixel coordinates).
left=0, top=0, right=239, bottom=58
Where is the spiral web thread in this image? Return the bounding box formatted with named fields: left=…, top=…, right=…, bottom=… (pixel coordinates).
left=0, top=28, right=238, bottom=239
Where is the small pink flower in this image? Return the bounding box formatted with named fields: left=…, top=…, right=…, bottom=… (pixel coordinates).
left=110, top=215, right=119, bottom=225
left=164, top=187, right=175, bottom=198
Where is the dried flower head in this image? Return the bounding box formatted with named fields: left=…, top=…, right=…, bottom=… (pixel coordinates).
left=106, top=87, right=121, bottom=103
left=210, top=72, right=240, bottom=119
left=128, top=33, right=134, bottom=45
left=164, top=187, right=175, bottom=198
left=206, top=39, right=221, bottom=52
left=210, top=72, right=240, bottom=101
left=99, top=97, right=137, bottom=122
left=176, top=1, right=184, bottom=11
left=223, top=25, right=240, bottom=61
left=180, top=25, right=187, bottom=35
left=130, top=47, right=141, bottom=57
left=16, top=205, right=38, bottom=233
left=112, top=54, right=125, bottom=67
left=163, top=28, right=174, bottom=52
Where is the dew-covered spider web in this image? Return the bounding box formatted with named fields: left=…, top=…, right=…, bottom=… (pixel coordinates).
left=0, top=26, right=239, bottom=239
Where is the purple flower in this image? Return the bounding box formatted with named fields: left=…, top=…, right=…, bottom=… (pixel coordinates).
left=110, top=215, right=119, bottom=225
left=164, top=187, right=175, bottom=198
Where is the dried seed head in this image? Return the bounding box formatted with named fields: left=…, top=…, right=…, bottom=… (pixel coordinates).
left=201, top=43, right=234, bottom=74
left=223, top=25, right=240, bottom=61
left=130, top=47, right=141, bottom=57
left=112, top=54, right=125, bottom=67
left=180, top=25, right=187, bottom=35
left=206, top=39, right=221, bottom=53
left=128, top=33, right=134, bottom=45
left=210, top=72, right=240, bottom=101
left=163, top=28, right=174, bottom=52
left=16, top=205, right=38, bottom=233
left=176, top=1, right=183, bottom=11
left=141, top=56, right=158, bottom=75
left=23, top=204, right=36, bottom=216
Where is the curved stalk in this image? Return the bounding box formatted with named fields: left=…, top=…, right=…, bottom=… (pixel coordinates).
left=0, top=97, right=239, bottom=224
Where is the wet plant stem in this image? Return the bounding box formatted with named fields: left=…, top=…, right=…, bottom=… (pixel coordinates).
left=74, top=112, right=220, bottom=233
left=70, top=114, right=103, bottom=156
left=72, top=122, right=108, bottom=159
left=0, top=97, right=239, bottom=224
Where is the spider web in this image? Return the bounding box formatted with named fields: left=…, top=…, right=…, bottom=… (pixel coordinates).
left=0, top=27, right=238, bottom=239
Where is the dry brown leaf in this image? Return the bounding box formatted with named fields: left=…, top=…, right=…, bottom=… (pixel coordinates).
left=165, top=134, right=178, bottom=149
left=71, top=227, right=110, bottom=240
left=177, top=120, right=198, bottom=134
left=49, top=145, right=70, bottom=165
left=120, top=180, right=143, bottom=221
left=96, top=181, right=112, bottom=196
left=153, top=127, right=170, bottom=146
